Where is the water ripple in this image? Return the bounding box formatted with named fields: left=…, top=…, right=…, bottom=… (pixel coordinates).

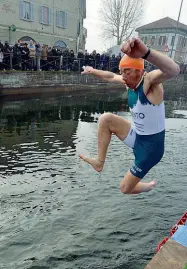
left=0, top=98, right=187, bottom=269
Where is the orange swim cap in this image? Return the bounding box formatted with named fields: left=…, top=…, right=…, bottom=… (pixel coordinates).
left=119, top=54, right=144, bottom=70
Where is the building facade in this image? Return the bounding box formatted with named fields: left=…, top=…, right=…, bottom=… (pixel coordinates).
left=136, top=17, right=187, bottom=64
left=0, top=0, right=87, bottom=52
left=107, top=45, right=121, bottom=57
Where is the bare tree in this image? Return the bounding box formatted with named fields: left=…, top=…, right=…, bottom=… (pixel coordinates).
left=100, top=0, right=143, bottom=45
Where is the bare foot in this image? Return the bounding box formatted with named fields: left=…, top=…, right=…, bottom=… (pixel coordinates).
left=148, top=180, right=157, bottom=191
left=79, top=154, right=104, bottom=172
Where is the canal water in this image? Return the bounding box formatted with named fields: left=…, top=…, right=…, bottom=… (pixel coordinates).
left=0, top=90, right=187, bottom=269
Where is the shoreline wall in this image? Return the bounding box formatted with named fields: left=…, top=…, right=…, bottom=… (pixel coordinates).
left=0, top=71, right=186, bottom=97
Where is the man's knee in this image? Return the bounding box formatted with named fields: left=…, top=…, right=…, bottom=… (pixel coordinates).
left=99, top=112, right=114, bottom=127
left=120, top=182, right=132, bottom=195
left=120, top=171, right=140, bottom=194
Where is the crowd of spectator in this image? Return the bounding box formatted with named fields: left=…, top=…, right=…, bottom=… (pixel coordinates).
left=0, top=40, right=122, bottom=72
left=0, top=40, right=186, bottom=74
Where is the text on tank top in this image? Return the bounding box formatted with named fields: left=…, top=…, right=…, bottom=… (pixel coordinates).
left=127, top=77, right=165, bottom=135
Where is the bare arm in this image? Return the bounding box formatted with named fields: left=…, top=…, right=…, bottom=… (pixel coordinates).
left=146, top=49, right=180, bottom=85
left=82, top=66, right=124, bottom=84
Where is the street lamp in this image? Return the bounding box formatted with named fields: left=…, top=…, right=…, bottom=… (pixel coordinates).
left=170, top=0, right=184, bottom=59
left=8, top=24, right=16, bottom=44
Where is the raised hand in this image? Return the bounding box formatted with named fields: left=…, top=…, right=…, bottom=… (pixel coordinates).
left=81, top=66, right=94, bottom=74
left=120, top=37, right=148, bottom=58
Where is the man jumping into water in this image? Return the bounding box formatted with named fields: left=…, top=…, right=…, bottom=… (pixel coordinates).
left=80, top=38, right=180, bottom=195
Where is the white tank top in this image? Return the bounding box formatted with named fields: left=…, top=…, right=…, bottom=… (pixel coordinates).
left=127, top=78, right=165, bottom=135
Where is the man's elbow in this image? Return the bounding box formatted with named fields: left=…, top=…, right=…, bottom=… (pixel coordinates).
left=169, top=64, right=180, bottom=78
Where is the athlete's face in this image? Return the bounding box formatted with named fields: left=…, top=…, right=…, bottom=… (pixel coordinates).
left=120, top=68, right=143, bottom=89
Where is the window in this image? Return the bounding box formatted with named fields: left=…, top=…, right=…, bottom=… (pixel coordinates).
left=40, top=6, right=52, bottom=25
left=162, top=36, right=166, bottom=45
left=20, top=0, right=34, bottom=21
left=151, top=36, right=155, bottom=45
left=56, top=10, right=67, bottom=28
left=178, top=36, right=182, bottom=46
left=55, top=40, right=67, bottom=49
left=159, top=36, right=167, bottom=46
left=24, top=1, right=31, bottom=20
left=180, top=36, right=186, bottom=47
left=19, top=36, right=36, bottom=43
left=80, top=0, right=84, bottom=11
left=77, top=22, right=80, bottom=35
left=80, top=0, right=86, bottom=17
left=171, top=36, right=175, bottom=46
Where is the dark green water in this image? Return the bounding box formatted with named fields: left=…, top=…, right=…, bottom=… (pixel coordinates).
left=0, top=90, right=187, bottom=269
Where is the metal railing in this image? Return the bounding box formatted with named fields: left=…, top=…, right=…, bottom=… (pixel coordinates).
left=1, top=53, right=186, bottom=74
left=0, top=53, right=121, bottom=72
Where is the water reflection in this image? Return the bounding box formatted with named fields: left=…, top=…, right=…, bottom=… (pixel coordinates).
left=0, top=90, right=187, bottom=176
left=0, top=90, right=187, bottom=127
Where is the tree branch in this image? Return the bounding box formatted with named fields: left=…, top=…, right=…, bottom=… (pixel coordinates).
left=99, top=0, right=144, bottom=45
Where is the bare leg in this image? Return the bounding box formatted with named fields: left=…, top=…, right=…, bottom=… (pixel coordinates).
left=80, top=118, right=111, bottom=172
left=80, top=113, right=131, bottom=172
left=130, top=181, right=156, bottom=194
left=120, top=170, right=156, bottom=195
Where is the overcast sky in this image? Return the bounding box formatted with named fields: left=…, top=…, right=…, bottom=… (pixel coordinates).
left=84, top=0, right=187, bottom=53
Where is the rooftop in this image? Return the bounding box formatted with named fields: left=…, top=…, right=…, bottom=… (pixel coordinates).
left=136, top=17, right=187, bottom=32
